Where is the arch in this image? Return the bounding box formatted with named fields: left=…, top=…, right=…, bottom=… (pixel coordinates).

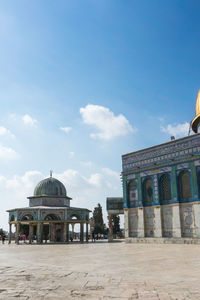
left=70, top=214, right=81, bottom=220
left=10, top=215, right=15, bottom=222
left=21, top=213, right=34, bottom=221
left=142, top=177, right=153, bottom=206
left=197, top=170, right=200, bottom=198
left=178, top=170, right=192, bottom=202
left=159, top=173, right=172, bottom=204
left=128, top=180, right=138, bottom=208
left=44, top=213, right=61, bottom=221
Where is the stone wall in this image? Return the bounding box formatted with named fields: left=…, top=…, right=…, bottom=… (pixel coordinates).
left=179, top=203, right=195, bottom=238
left=161, top=206, right=173, bottom=237
left=128, top=208, right=138, bottom=237
left=144, top=207, right=154, bottom=237
left=126, top=202, right=200, bottom=240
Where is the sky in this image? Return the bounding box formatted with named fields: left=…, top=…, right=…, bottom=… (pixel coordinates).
left=0, top=0, right=200, bottom=230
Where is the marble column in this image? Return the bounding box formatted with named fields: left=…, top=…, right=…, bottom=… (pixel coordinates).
left=137, top=207, right=145, bottom=237
left=9, top=223, right=12, bottom=244
left=154, top=206, right=162, bottom=238
left=172, top=205, right=181, bottom=238
left=49, top=223, right=52, bottom=242
left=63, top=222, right=67, bottom=242
left=37, top=222, right=43, bottom=243
left=193, top=203, right=200, bottom=238
left=80, top=223, right=84, bottom=242
left=86, top=223, right=89, bottom=242
left=66, top=223, right=69, bottom=242
left=29, top=224, right=33, bottom=244
left=72, top=223, right=75, bottom=240
left=51, top=223, right=56, bottom=242
left=15, top=223, right=20, bottom=244
left=124, top=209, right=129, bottom=238
left=108, top=214, right=113, bottom=242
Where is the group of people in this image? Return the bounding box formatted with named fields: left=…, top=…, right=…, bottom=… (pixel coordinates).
left=0, top=234, right=6, bottom=244
left=1, top=232, right=107, bottom=244
left=91, top=232, right=107, bottom=242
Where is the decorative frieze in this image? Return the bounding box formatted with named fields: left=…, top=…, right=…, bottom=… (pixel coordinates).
left=140, top=166, right=171, bottom=177
left=122, top=134, right=200, bottom=172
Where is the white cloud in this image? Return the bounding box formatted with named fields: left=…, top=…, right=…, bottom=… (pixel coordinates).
left=69, top=151, right=75, bottom=158
left=80, top=104, right=136, bottom=140
left=161, top=122, right=190, bottom=138
left=0, top=171, right=43, bottom=230
left=80, top=161, right=93, bottom=167
left=0, top=144, right=19, bottom=160
left=102, top=167, right=120, bottom=180
left=0, top=126, right=15, bottom=138
left=88, top=173, right=104, bottom=187
left=22, top=114, right=37, bottom=126
left=60, top=126, right=72, bottom=134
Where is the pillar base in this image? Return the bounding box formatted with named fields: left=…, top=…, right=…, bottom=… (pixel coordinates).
left=125, top=237, right=200, bottom=244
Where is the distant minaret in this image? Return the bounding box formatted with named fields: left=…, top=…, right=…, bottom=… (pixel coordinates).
left=191, top=90, right=200, bottom=133
left=50, top=170, right=53, bottom=178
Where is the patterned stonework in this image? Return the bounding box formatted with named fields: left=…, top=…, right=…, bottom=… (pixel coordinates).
left=122, top=134, right=200, bottom=172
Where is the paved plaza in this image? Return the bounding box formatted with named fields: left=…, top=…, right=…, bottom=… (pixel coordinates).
left=0, top=241, right=200, bottom=299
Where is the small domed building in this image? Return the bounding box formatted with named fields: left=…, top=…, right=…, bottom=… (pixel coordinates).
left=7, top=174, right=91, bottom=244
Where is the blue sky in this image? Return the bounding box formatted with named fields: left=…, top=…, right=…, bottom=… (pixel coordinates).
left=0, top=1, right=200, bottom=229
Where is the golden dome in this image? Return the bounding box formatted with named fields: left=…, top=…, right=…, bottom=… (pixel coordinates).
left=192, top=89, right=200, bottom=133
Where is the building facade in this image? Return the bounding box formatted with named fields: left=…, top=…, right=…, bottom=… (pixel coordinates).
left=7, top=175, right=91, bottom=244
left=122, top=133, right=200, bottom=240
left=106, top=90, right=200, bottom=242
left=121, top=91, right=200, bottom=242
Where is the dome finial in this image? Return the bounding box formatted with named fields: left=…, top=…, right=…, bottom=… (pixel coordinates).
left=195, top=89, right=200, bottom=116
left=50, top=170, right=53, bottom=178
left=191, top=90, right=200, bottom=133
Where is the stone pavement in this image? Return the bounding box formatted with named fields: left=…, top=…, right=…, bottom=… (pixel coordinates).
left=0, top=241, right=200, bottom=299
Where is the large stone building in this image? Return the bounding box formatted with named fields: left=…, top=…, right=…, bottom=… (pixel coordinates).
left=108, top=90, right=200, bottom=242
left=7, top=174, right=91, bottom=244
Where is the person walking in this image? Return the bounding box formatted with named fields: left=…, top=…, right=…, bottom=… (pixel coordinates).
left=2, top=234, right=5, bottom=244
left=92, top=231, right=95, bottom=242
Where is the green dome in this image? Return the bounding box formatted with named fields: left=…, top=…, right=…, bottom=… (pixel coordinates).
left=34, top=177, right=67, bottom=197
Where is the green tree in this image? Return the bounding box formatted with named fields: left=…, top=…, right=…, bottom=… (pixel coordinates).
left=112, top=215, right=121, bottom=235
left=93, top=203, right=106, bottom=234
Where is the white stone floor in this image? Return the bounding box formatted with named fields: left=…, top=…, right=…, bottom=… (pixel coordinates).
left=0, top=241, right=200, bottom=299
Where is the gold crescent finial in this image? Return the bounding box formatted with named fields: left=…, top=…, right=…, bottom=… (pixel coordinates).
left=191, top=90, right=200, bottom=133
left=195, top=90, right=200, bottom=116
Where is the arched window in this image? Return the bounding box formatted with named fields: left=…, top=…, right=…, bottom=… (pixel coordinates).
left=70, top=214, right=81, bottom=220
left=128, top=180, right=138, bottom=207
left=10, top=215, right=15, bottom=222
left=159, top=173, right=171, bottom=203
left=197, top=171, right=200, bottom=197
left=178, top=170, right=192, bottom=202
left=142, top=177, right=153, bottom=205
left=21, top=214, right=34, bottom=221
left=44, top=214, right=61, bottom=221
left=55, top=187, right=59, bottom=195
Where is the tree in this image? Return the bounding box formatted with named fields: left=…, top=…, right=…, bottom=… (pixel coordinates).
left=112, top=215, right=120, bottom=235
left=0, top=228, right=4, bottom=236
left=93, top=203, right=106, bottom=234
